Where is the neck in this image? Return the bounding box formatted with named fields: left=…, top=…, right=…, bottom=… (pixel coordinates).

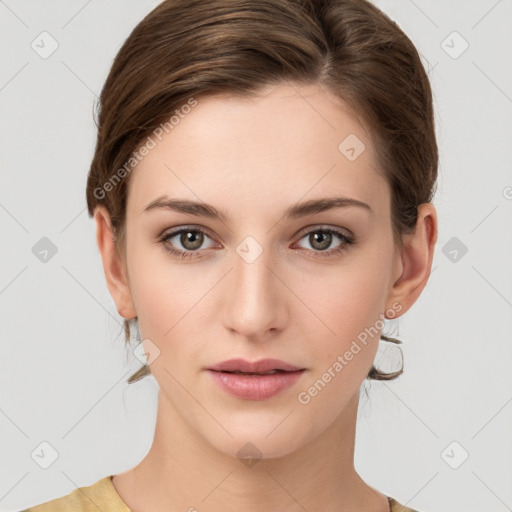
left=113, top=389, right=388, bottom=512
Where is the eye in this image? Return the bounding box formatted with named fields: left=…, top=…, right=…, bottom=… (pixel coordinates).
left=158, top=227, right=217, bottom=259
left=157, top=225, right=355, bottom=260
left=293, top=227, right=355, bottom=258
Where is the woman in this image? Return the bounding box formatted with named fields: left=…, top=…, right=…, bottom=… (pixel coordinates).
left=23, top=0, right=438, bottom=510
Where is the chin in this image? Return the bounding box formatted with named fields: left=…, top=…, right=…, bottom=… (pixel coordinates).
left=201, top=413, right=318, bottom=464
left=214, top=435, right=303, bottom=464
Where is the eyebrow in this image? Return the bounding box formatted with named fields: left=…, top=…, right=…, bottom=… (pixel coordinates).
left=142, top=195, right=372, bottom=221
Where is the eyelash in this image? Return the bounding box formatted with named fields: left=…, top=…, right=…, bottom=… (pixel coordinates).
left=157, top=225, right=355, bottom=260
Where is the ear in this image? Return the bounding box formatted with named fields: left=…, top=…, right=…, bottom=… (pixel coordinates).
left=93, top=206, right=137, bottom=320
left=385, top=203, right=438, bottom=317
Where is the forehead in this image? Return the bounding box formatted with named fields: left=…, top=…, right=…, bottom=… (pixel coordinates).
left=127, top=82, right=389, bottom=219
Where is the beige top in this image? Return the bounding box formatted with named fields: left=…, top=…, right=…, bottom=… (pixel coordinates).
left=21, top=475, right=420, bottom=511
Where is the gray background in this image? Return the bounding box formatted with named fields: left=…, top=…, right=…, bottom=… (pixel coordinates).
left=1, top=1, right=511, bottom=511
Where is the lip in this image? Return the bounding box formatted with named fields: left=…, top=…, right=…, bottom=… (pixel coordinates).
left=206, top=358, right=304, bottom=373
left=205, top=358, right=306, bottom=401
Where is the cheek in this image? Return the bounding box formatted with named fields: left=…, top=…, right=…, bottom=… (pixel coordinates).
left=125, top=241, right=221, bottom=376
left=293, top=253, right=391, bottom=365
left=125, top=241, right=198, bottom=340
left=292, top=268, right=388, bottom=416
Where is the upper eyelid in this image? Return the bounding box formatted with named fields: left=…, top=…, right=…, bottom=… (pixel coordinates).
left=161, top=225, right=217, bottom=243
left=295, top=224, right=352, bottom=239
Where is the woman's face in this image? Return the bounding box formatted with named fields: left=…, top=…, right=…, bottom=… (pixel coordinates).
left=119, top=82, right=405, bottom=458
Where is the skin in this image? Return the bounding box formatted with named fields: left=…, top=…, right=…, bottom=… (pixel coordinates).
left=94, top=82, right=437, bottom=512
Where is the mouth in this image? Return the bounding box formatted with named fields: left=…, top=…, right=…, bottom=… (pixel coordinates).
left=205, top=359, right=306, bottom=400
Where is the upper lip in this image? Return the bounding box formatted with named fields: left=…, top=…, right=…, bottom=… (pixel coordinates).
left=206, top=358, right=304, bottom=373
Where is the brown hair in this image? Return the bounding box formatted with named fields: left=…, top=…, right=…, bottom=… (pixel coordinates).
left=86, top=0, right=438, bottom=384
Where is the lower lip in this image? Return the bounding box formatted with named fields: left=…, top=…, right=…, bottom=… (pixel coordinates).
left=207, top=369, right=305, bottom=400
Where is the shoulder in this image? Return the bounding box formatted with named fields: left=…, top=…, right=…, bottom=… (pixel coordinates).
left=20, top=476, right=131, bottom=512
left=388, top=496, right=422, bottom=512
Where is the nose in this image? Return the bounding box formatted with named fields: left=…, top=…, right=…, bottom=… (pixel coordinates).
left=222, top=241, right=288, bottom=341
